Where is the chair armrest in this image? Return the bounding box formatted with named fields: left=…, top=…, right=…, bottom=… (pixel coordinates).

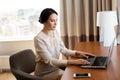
left=11, top=69, right=43, bottom=80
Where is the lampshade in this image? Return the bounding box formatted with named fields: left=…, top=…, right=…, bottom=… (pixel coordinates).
left=97, top=11, right=118, bottom=27
left=97, top=11, right=118, bottom=47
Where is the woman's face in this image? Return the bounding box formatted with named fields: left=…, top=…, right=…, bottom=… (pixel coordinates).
left=44, top=13, right=58, bottom=31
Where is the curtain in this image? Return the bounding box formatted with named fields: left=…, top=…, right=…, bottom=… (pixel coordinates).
left=117, top=0, right=120, bottom=44
left=60, top=0, right=116, bottom=49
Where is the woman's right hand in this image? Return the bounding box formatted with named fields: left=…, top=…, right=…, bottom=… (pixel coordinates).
left=67, top=59, right=90, bottom=65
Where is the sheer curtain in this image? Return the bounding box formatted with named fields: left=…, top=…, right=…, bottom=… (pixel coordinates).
left=60, top=0, right=116, bottom=49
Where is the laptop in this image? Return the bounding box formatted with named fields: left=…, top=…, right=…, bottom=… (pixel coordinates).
left=81, top=39, right=115, bottom=69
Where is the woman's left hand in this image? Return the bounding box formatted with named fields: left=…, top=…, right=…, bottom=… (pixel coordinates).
left=75, top=51, right=96, bottom=58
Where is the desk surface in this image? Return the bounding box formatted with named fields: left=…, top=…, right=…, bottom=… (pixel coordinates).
left=61, top=42, right=120, bottom=80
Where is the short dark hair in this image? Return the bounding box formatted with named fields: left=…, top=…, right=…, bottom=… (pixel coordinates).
left=39, top=8, right=58, bottom=24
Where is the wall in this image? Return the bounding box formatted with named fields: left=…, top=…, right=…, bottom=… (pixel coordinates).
left=0, top=40, right=35, bottom=55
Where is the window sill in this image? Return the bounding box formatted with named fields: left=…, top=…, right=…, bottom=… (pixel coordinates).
left=0, top=35, right=35, bottom=42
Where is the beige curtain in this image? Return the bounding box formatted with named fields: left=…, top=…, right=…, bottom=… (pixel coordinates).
left=117, top=0, right=120, bottom=43
left=60, top=0, right=116, bottom=49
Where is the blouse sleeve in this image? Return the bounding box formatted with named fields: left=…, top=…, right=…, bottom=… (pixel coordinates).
left=34, top=37, right=68, bottom=67
left=55, top=32, right=76, bottom=57
left=59, top=40, right=76, bottom=57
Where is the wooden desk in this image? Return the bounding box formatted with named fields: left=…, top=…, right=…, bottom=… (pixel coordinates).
left=61, top=42, right=120, bottom=80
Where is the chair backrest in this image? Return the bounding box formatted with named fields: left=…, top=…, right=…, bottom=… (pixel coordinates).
left=10, top=49, right=36, bottom=73
left=9, top=49, right=43, bottom=80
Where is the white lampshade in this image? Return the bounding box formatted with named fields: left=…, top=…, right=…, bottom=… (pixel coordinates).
left=96, top=12, right=101, bottom=27
left=97, top=11, right=118, bottom=27
left=97, top=11, right=118, bottom=47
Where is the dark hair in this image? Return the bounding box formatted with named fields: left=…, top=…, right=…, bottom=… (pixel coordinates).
left=39, top=8, right=58, bottom=24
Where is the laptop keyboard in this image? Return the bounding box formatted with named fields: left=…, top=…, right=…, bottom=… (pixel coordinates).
left=82, top=56, right=107, bottom=66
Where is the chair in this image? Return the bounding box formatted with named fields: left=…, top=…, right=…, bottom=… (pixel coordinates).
left=9, top=49, right=43, bottom=80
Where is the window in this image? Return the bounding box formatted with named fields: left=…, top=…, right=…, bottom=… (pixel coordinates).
left=0, top=0, right=60, bottom=41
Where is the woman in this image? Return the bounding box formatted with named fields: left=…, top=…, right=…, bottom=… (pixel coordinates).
left=34, top=8, right=95, bottom=80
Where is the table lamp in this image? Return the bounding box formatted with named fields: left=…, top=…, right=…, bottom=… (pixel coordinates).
left=97, top=11, right=118, bottom=47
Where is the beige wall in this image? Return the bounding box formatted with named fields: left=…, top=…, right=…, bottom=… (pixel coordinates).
left=0, top=40, right=35, bottom=55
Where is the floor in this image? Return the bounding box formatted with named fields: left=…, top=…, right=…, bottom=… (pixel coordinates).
left=0, top=71, right=16, bottom=80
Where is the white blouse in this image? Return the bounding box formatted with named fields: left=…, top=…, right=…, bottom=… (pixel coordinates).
left=34, top=30, right=76, bottom=76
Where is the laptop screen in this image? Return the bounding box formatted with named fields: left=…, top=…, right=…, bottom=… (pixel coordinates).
left=106, top=38, right=115, bottom=66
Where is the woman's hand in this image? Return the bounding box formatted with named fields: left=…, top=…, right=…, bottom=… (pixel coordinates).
left=75, top=51, right=96, bottom=59
left=68, top=59, right=90, bottom=65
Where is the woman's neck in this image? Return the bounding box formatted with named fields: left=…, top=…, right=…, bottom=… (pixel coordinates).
left=42, top=28, right=54, bottom=37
